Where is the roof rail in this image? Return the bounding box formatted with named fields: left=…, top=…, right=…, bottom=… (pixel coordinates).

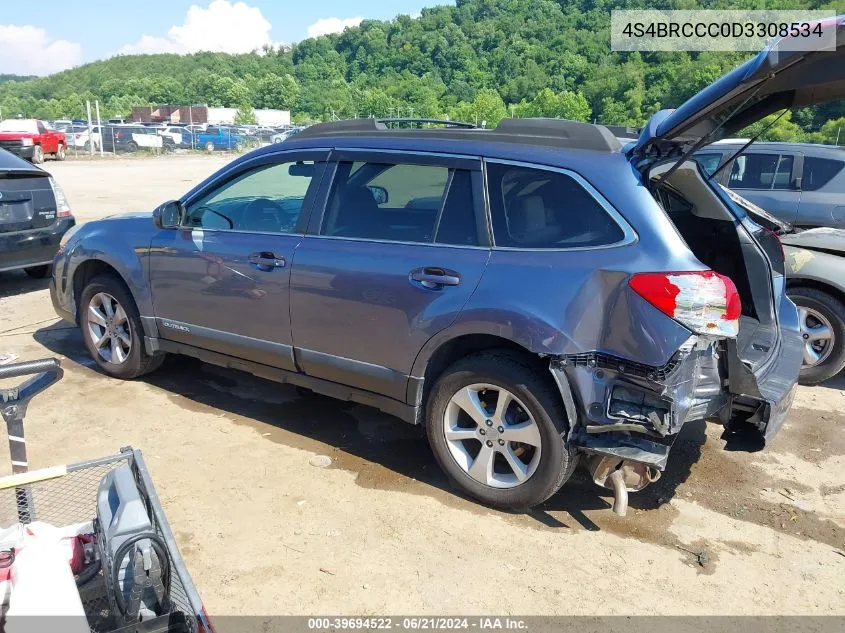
left=494, top=118, right=621, bottom=152
left=297, top=117, right=477, bottom=138
left=295, top=117, right=621, bottom=152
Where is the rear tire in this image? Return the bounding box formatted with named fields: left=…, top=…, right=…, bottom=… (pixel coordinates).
left=205, top=141, right=215, bottom=152
left=789, top=287, right=845, bottom=385
left=24, top=265, right=51, bottom=279
left=425, top=350, right=576, bottom=510
left=78, top=274, right=164, bottom=379
left=126, top=141, right=138, bottom=153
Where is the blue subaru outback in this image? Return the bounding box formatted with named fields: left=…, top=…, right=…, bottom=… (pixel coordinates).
left=51, top=20, right=844, bottom=512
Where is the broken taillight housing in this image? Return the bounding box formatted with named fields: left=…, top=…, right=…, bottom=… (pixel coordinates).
left=629, top=271, right=741, bottom=337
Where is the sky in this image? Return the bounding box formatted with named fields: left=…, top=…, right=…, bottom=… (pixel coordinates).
left=0, top=0, right=454, bottom=76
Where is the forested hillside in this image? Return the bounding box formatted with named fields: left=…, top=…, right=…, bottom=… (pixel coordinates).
left=1, top=0, right=843, bottom=142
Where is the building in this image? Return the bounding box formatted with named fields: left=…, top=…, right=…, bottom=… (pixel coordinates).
left=130, top=105, right=291, bottom=127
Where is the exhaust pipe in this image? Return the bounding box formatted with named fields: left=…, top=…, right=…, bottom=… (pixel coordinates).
left=588, top=456, right=660, bottom=516
left=608, top=469, right=628, bottom=516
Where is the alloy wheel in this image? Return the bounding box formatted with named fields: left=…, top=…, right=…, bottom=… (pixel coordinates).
left=87, top=292, right=132, bottom=364
left=798, top=306, right=835, bottom=367
left=443, top=383, right=542, bottom=488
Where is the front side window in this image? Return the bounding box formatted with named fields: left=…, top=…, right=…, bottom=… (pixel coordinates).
left=728, top=153, right=794, bottom=190
left=802, top=156, right=845, bottom=191
left=184, top=160, right=320, bottom=234
left=487, top=163, right=625, bottom=248
left=694, top=152, right=723, bottom=177
left=320, top=161, right=479, bottom=245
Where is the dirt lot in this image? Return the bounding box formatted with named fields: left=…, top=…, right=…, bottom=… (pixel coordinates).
left=0, top=155, right=843, bottom=615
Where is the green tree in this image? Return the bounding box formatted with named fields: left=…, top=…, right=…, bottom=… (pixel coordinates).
left=253, top=74, right=299, bottom=110
left=742, top=111, right=805, bottom=143
left=233, top=103, right=258, bottom=125
left=810, top=117, right=845, bottom=145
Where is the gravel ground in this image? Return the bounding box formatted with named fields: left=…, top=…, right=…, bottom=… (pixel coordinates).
left=0, top=154, right=842, bottom=615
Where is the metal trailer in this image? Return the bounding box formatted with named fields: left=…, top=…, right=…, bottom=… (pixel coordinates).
left=0, top=358, right=211, bottom=633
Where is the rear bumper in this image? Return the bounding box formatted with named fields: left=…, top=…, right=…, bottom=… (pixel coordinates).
left=0, top=217, right=75, bottom=273
left=2, top=145, right=35, bottom=160
left=554, top=303, right=802, bottom=468
left=727, top=293, right=803, bottom=443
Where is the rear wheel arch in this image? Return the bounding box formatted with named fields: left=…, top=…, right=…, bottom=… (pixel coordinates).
left=411, top=332, right=565, bottom=417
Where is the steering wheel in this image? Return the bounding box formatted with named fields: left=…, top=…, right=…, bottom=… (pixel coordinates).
left=244, top=198, right=298, bottom=232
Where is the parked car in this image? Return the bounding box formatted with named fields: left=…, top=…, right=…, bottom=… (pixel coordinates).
left=270, top=127, right=303, bottom=143
left=51, top=21, right=845, bottom=512
left=157, top=126, right=191, bottom=148
left=100, top=125, right=164, bottom=153
left=67, top=125, right=102, bottom=151
left=720, top=185, right=845, bottom=385
left=695, top=141, right=845, bottom=229
left=0, top=148, right=75, bottom=277
left=0, top=119, right=67, bottom=164
left=195, top=126, right=246, bottom=152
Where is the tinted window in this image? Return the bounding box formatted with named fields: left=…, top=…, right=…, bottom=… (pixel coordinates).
left=185, top=161, right=319, bottom=233
left=694, top=152, right=723, bottom=176
left=729, top=153, right=794, bottom=190
left=321, top=161, right=476, bottom=245
left=487, top=163, right=624, bottom=248
left=803, top=156, right=845, bottom=191
left=435, top=169, right=479, bottom=246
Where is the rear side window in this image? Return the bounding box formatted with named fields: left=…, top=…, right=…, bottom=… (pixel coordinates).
left=802, top=156, right=845, bottom=191
left=728, top=153, right=794, bottom=190
left=321, top=161, right=479, bottom=245
left=486, top=163, right=625, bottom=248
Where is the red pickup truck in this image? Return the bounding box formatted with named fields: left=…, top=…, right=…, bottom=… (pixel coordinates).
left=0, top=119, right=67, bottom=164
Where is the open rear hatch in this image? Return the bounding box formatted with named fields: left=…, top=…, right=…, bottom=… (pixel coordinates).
left=647, top=159, right=802, bottom=442
left=630, top=16, right=845, bottom=442
left=630, top=15, right=845, bottom=157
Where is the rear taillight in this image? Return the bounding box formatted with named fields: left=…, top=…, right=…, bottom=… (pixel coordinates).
left=48, top=176, right=72, bottom=218
left=629, top=271, right=740, bottom=337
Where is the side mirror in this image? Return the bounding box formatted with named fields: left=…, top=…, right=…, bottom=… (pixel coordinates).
left=153, top=200, right=183, bottom=229
left=368, top=185, right=389, bottom=205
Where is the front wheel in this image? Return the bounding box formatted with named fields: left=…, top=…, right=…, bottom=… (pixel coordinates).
left=31, top=145, right=44, bottom=164
left=426, top=351, right=576, bottom=509
left=55, top=144, right=66, bottom=161
left=205, top=141, right=215, bottom=152
left=78, top=274, right=164, bottom=379
left=789, top=287, right=845, bottom=385
left=126, top=141, right=138, bottom=153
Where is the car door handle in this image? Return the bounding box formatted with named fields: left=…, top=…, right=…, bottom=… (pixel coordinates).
left=248, top=252, right=285, bottom=270
left=410, top=267, right=461, bottom=288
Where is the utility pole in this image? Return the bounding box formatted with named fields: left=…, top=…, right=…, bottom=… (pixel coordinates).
left=85, top=101, right=94, bottom=156
left=95, top=100, right=104, bottom=157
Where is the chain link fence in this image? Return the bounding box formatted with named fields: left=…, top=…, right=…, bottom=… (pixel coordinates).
left=46, top=101, right=290, bottom=161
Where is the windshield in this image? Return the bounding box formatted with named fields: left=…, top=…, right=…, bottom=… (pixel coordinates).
left=0, top=119, right=38, bottom=134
